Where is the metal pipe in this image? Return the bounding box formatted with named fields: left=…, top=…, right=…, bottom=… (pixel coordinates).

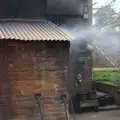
left=34, top=93, right=44, bottom=120
left=60, top=94, right=70, bottom=120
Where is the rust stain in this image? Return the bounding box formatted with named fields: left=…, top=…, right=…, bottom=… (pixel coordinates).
left=0, top=19, right=71, bottom=41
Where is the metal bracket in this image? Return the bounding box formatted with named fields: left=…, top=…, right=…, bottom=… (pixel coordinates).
left=34, top=93, right=44, bottom=120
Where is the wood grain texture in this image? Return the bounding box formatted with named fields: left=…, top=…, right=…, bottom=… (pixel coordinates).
left=0, top=40, right=70, bottom=120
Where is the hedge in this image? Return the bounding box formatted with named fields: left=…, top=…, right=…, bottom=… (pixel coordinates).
left=92, top=68, right=120, bottom=86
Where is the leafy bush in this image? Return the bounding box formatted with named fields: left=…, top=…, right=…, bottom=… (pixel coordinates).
left=93, top=68, right=120, bottom=86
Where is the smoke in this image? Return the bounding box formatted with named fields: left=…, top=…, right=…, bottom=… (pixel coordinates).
left=60, top=23, right=120, bottom=56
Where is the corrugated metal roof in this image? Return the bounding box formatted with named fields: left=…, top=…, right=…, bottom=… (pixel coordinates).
left=0, top=19, right=71, bottom=41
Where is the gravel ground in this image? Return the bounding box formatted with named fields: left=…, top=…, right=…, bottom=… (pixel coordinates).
left=70, top=110, right=120, bottom=120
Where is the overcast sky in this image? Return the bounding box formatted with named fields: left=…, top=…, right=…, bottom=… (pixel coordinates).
left=93, top=0, right=120, bottom=12
left=92, top=0, right=120, bottom=24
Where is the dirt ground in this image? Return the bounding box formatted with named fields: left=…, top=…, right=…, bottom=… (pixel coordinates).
left=70, top=110, right=120, bottom=120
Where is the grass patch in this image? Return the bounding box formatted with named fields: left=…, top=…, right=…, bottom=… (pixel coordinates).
left=93, top=68, right=120, bottom=87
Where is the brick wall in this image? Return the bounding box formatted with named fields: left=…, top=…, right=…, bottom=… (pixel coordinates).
left=83, top=52, right=92, bottom=91
left=68, top=50, right=92, bottom=95
left=0, top=40, right=70, bottom=120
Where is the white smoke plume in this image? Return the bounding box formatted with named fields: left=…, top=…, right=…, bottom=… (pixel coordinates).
left=60, top=23, right=120, bottom=55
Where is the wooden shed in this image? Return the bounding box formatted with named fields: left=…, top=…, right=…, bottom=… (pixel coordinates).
left=0, top=19, right=71, bottom=120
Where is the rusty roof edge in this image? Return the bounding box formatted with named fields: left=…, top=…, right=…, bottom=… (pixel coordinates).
left=0, top=19, right=71, bottom=42
left=48, top=21, right=72, bottom=40
left=1, top=38, right=70, bottom=42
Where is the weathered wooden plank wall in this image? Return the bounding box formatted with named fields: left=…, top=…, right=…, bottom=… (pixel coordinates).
left=0, top=40, right=69, bottom=120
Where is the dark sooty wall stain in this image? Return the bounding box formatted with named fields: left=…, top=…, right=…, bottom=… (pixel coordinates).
left=0, top=0, right=47, bottom=18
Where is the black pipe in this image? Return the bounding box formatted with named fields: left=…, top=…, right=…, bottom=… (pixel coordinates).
left=34, top=93, right=44, bottom=120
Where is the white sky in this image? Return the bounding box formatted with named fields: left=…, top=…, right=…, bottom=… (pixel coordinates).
left=93, top=0, right=120, bottom=12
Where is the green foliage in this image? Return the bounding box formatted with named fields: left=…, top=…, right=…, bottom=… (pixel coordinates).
left=93, top=70, right=120, bottom=86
